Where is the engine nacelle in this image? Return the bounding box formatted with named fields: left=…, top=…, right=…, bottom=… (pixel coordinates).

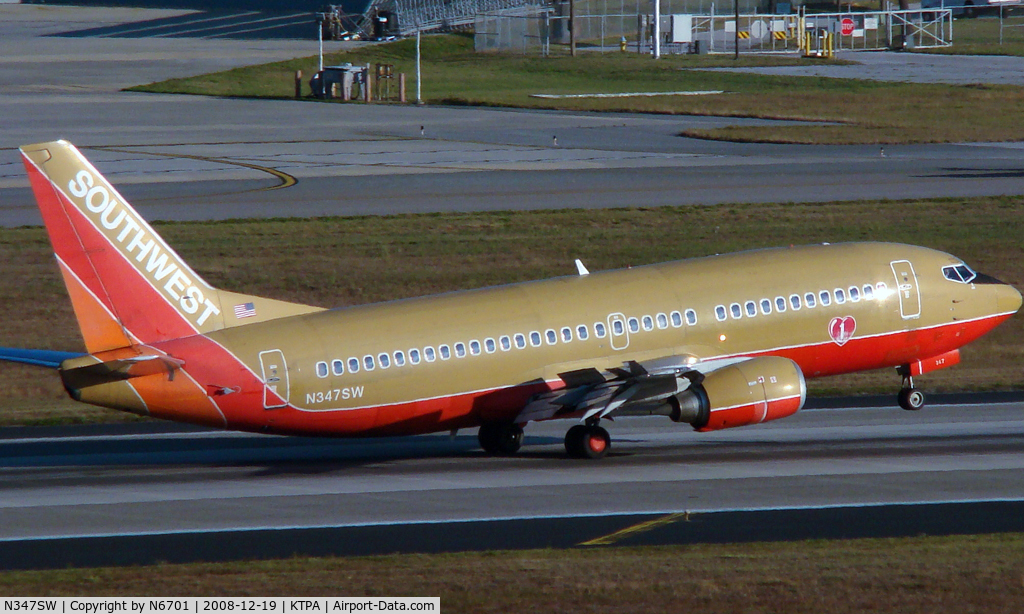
left=669, top=356, right=806, bottom=432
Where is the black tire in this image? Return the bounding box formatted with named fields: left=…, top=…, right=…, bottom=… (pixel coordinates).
left=565, top=424, right=610, bottom=459
left=495, top=423, right=524, bottom=455
left=898, top=388, right=926, bottom=411
left=478, top=423, right=500, bottom=453
left=564, top=424, right=589, bottom=458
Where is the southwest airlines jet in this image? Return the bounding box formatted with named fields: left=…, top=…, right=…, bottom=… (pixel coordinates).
left=2, top=141, right=1020, bottom=459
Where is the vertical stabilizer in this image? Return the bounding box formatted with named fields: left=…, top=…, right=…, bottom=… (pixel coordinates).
left=20, top=140, right=321, bottom=351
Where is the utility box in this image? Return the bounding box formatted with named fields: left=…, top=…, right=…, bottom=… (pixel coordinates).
left=670, top=14, right=693, bottom=43
left=311, top=64, right=365, bottom=100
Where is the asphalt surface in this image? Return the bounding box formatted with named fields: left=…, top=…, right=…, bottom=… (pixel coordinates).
left=1, top=402, right=1024, bottom=568
left=2, top=6, right=1024, bottom=226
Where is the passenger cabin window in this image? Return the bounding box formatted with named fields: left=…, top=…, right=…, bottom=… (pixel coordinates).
left=485, top=338, right=497, bottom=353
left=394, top=351, right=406, bottom=366
left=819, top=290, right=832, bottom=306
left=715, top=305, right=727, bottom=321
left=863, top=285, right=874, bottom=300
left=424, top=347, right=436, bottom=362
left=849, top=286, right=860, bottom=302
left=561, top=327, right=572, bottom=342
left=409, top=350, right=420, bottom=365
left=745, top=301, right=757, bottom=317
left=657, top=313, right=668, bottom=329
left=805, top=293, right=816, bottom=308
left=641, top=316, right=654, bottom=331
left=530, top=332, right=542, bottom=347
left=671, top=311, right=683, bottom=327
left=331, top=359, right=344, bottom=376
left=876, top=282, right=888, bottom=293
left=835, top=288, right=846, bottom=304
left=685, top=309, right=697, bottom=325
left=628, top=318, right=640, bottom=333
left=349, top=357, right=360, bottom=372
left=439, top=345, right=451, bottom=360
left=363, top=355, right=375, bottom=371
left=514, top=334, right=526, bottom=349
left=790, top=294, right=801, bottom=310
left=378, top=353, right=390, bottom=368
left=760, top=299, right=772, bottom=315
left=577, top=325, right=589, bottom=340
left=613, top=319, right=625, bottom=335
left=470, top=340, right=481, bottom=355
left=500, top=336, right=511, bottom=351
left=595, top=322, right=607, bottom=338
left=546, top=329, right=558, bottom=345
left=730, top=303, right=742, bottom=319
left=316, top=361, right=329, bottom=378
left=775, top=297, right=787, bottom=313
left=455, top=342, right=466, bottom=358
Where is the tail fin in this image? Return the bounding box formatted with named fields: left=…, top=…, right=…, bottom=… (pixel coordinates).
left=20, top=140, right=322, bottom=353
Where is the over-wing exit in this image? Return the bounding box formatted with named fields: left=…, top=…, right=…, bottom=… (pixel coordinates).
left=3, top=140, right=1020, bottom=459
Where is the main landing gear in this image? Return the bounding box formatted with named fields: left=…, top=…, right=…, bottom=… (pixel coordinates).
left=897, top=372, right=926, bottom=411
left=565, top=422, right=611, bottom=459
left=478, top=422, right=523, bottom=455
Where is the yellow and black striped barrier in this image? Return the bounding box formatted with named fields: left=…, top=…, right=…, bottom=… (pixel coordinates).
left=773, top=31, right=787, bottom=40
left=737, top=31, right=750, bottom=39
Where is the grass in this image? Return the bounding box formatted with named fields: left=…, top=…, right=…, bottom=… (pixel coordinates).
left=1, top=197, right=1022, bottom=426
left=1, top=534, right=1024, bottom=610
left=128, top=34, right=1024, bottom=145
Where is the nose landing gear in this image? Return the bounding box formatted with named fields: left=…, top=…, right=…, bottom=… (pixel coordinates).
left=565, top=423, right=611, bottom=459
left=897, top=371, right=926, bottom=411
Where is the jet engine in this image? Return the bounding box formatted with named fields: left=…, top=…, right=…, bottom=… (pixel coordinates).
left=667, top=356, right=806, bottom=431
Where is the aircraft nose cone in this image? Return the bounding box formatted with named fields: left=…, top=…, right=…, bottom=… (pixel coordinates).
left=996, top=283, right=1023, bottom=315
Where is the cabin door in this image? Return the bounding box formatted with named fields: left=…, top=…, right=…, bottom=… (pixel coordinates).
left=607, top=313, right=629, bottom=350
left=258, top=349, right=290, bottom=409
left=890, top=260, right=921, bottom=320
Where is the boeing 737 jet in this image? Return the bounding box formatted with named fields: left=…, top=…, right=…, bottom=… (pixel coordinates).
left=2, top=140, right=1020, bottom=458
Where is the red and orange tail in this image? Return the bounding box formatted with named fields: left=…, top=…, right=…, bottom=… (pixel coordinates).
left=20, top=140, right=321, bottom=354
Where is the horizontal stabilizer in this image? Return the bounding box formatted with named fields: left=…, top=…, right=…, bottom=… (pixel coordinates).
left=0, top=347, right=86, bottom=369
left=61, top=354, right=184, bottom=391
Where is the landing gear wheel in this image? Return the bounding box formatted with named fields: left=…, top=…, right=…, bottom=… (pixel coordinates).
left=564, top=425, right=588, bottom=458
left=898, top=388, right=926, bottom=411
left=495, top=423, right=524, bottom=454
left=478, top=422, right=523, bottom=455
left=478, top=423, right=500, bottom=453
left=565, top=424, right=611, bottom=459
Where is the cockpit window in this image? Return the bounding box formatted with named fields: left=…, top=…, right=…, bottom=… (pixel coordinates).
left=943, top=264, right=977, bottom=284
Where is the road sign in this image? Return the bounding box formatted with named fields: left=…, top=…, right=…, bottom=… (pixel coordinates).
left=840, top=18, right=855, bottom=36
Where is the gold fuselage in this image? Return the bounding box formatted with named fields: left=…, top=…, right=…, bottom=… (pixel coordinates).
left=174, top=241, right=1018, bottom=436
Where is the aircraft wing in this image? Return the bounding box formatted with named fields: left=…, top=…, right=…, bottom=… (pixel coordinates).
left=516, top=355, right=747, bottom=424
left=0, top=347, right=86, bottom=368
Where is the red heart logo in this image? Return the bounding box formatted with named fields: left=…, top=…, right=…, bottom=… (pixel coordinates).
left=828, top=316, right=856, bottom=346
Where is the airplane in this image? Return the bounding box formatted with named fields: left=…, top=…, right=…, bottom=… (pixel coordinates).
left=1, top=140, right=1020, bottom=459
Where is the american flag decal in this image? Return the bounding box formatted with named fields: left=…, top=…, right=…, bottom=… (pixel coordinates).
left=233, top=302, right=256, bottom=319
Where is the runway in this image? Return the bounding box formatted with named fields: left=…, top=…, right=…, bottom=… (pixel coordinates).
left=2, top=400, right=1024, bottom=569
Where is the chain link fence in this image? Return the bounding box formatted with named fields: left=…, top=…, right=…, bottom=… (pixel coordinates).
left=476, top=6, right=953, bottom=54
